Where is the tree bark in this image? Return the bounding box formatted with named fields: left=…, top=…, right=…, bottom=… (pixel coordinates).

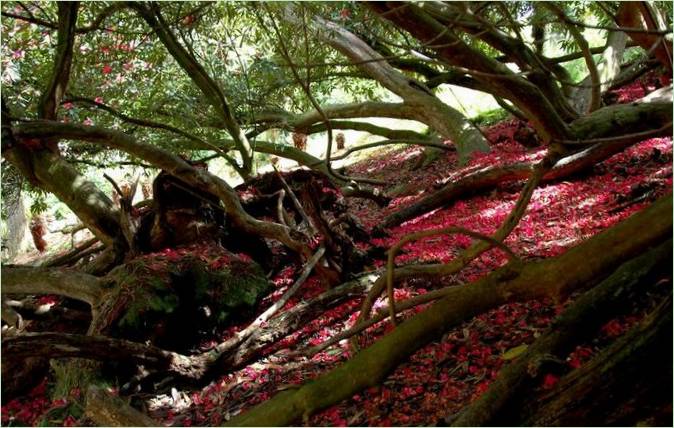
left=616, top=2, right=672, bottom=73
left=224, top=195, right=672, bottom=426
left=286, top=6, right=489, bottom=163
left=379, top=100, right=672, bottom=230
left=85, top=386, right=156, bottom=427
left=453, top=239, right=672, bottom=425
left=2, top=332, right=206, bottom=379
left=369, top=2, right=572, bottom=142
left=570, top=29, right=627, bottom=113
left=1, top=266, right=104, bottom=307
left=522, top=294, right=673, bottom=426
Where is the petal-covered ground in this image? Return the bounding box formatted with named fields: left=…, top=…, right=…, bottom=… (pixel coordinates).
left=2, top=74, right=671, bottom=427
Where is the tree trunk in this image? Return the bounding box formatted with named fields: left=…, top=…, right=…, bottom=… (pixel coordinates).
left=3, top=193, right=30, bottom=260
left=224, top=195, right=672, bottom=426
left=616, top=2, right=672, bottom=73
left=521, top=294, right=672, bottom=426
left=571, top=29, right=628, bottom=113
left=286, top=6, right=489, bottom=163
left=452, top=239, right=672, bottom=425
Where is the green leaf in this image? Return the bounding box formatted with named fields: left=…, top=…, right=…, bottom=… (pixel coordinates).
left=502, top=344, right=529, bottom=360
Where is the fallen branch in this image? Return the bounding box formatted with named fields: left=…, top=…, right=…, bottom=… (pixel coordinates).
left=1, top=333, right=202, bottom=378
left=42, top=237, right=101, bottom=267
left=205, top=247, right=325, bottom=359
left=213, top=272, right=379, bottom=373
left=273, top=165, right=315, bottom=235
left=378, top=137, right=649, bottom=231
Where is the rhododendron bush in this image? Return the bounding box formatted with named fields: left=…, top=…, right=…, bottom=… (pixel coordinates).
left=1, top=1, right=672, bottom=427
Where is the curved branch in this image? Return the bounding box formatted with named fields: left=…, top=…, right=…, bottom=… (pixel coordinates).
left=544, top=3, right=601, bottom=113
left=66, top=96, right=244, bottom=174
left=385, top=226, right=519, bottom=325
left=12, top=121, right=309, bottom=255
left=304, top=120, right=430, bottom=141
left=369, top=2, right=572, bottom=142
left=38, top=2, right=78, bottom=121
left=282, top=4, right=489, bottom=162
left=246, top=103, right=423, bottom=140
left=291, top=102, right=417, bottom=131
left=1, top=266, right=104, bottom=306
left=129, top=2, right=254, bottom=173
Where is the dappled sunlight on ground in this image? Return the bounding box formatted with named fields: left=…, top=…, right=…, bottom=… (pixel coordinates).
left=2, top=73, right=672, bottom=427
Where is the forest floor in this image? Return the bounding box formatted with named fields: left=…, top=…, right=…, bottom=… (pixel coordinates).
left=2, top=74, right=672, bottom=427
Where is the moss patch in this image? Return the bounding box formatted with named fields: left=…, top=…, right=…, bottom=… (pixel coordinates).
left=106, top=245, right=271, bottom=352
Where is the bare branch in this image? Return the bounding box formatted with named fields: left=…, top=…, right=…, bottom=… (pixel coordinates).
left=38, top=2, right=78, bottom=121
left=1, top=266, right=104, bottom=306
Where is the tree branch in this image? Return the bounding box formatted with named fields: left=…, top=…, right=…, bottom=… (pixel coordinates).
left=12, top=120, right=309, bottom=256
left=38, top=2, right=78, bottom=121
left=1, top=266, right=104, bottom=306
left=129, top=1, right=254, bottom=173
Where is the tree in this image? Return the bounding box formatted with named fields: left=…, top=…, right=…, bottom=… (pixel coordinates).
left=1, top=1, right=672, bottom=425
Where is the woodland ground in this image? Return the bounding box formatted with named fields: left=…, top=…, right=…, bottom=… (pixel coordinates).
left=1, top=73, right=672, bottom=427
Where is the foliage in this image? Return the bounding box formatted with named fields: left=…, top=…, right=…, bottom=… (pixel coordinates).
left=471, top=108, right=511, bottom=127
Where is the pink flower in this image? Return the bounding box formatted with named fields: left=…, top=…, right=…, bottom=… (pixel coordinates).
left=102, top=64, right=113, bottom=74
left=94, top=97, right=104, bottom=104
left=62, top=102, right=74, bottom=110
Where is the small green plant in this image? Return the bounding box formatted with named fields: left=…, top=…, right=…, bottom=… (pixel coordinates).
left=472, top=108, right=511, bottom=126
left=49, top=359, right=97, bottom=401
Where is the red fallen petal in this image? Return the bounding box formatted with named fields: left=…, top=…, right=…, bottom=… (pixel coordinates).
left=542, top=373, right=559, bottom=390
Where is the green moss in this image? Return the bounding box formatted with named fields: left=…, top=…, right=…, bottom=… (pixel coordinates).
left=471, top=108, right=511, bottom=126
left=107, top=251, right=271, bottom=350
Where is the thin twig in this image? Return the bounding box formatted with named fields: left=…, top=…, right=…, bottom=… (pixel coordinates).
left=385, top=227, right=519, bottom=326
left=206, top=247, right=326, bottom=360
left=554, top=122, right=673, bottom=147
left=272, top=165, right=315, bottom=235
